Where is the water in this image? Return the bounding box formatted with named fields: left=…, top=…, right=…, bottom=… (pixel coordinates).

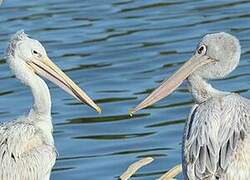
left=1, top=0, right=250, bottom=179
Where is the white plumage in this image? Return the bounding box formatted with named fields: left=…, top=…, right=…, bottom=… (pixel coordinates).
left=0, top=31, right=100, bottom=180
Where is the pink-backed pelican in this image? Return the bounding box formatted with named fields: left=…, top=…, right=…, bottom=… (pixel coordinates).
left=130, top=32, right=250, bottom=179
left=0, top=30, right=101, bottom=180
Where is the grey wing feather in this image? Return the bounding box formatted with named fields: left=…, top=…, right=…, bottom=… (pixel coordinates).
left=0, top=121, right=56, bottom=180
left=183, top=94, right=250, bottom=179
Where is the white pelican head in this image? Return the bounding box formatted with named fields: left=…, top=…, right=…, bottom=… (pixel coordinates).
left=130, top=32, right=241, bottom=114
left=7, top=30, right=101, bottom=113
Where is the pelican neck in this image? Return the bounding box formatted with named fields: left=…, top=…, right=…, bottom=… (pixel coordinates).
left=187, top=74, right=229, bottom=103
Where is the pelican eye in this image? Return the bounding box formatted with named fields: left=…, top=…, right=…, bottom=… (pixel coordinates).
left=197, top=45, right=207, bottom=55
left=32, top=50, right=42, bottom=58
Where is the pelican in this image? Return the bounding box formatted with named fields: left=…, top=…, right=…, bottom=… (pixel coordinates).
left=0, top=30, right=101, bottom=180
left=130, top=32, right=250, bottom=179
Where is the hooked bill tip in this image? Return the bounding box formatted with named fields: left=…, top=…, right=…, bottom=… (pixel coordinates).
left=128, top=109, right=136, bottom=117
left=96, top=106, right=102, bottom=114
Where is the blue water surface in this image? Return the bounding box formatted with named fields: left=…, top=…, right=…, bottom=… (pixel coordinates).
left=0, top=0, right=250, bottom=179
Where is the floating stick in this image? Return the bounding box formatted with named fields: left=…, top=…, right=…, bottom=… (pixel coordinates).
left=158, top=164, right=182, bottom=180
left=120, top=157, right=154, bottom=180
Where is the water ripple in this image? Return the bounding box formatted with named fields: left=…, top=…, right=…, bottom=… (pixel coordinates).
left=1, top=0, right=250, bottom=179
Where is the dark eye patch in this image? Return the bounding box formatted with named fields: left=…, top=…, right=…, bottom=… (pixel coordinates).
left=33, top=50, right=38, bottom=54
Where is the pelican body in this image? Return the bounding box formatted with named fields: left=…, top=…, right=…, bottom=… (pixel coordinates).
left=0, top=31, right=100, bottom=180
left=131, top=32, right=250, bottom=179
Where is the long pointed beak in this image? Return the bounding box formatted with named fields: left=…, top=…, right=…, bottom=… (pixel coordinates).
left=130, top=55, right=214, bottom=115
left=27, top=57, right=101, bottom=113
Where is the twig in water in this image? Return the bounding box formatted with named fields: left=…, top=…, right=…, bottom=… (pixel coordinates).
left=158, top=164, right=182, bottom=180
left=119, top=157, right=154, bottom=180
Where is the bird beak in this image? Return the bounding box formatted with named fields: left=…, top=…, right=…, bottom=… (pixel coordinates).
left=130, top=55, right=214, bottom=115
left=27, top=57, right=101, bottom=113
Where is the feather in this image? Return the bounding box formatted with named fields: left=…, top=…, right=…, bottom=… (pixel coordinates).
left=183, top=94, right=250, bottom=179
left=0, top=120, right=56, bottom=180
